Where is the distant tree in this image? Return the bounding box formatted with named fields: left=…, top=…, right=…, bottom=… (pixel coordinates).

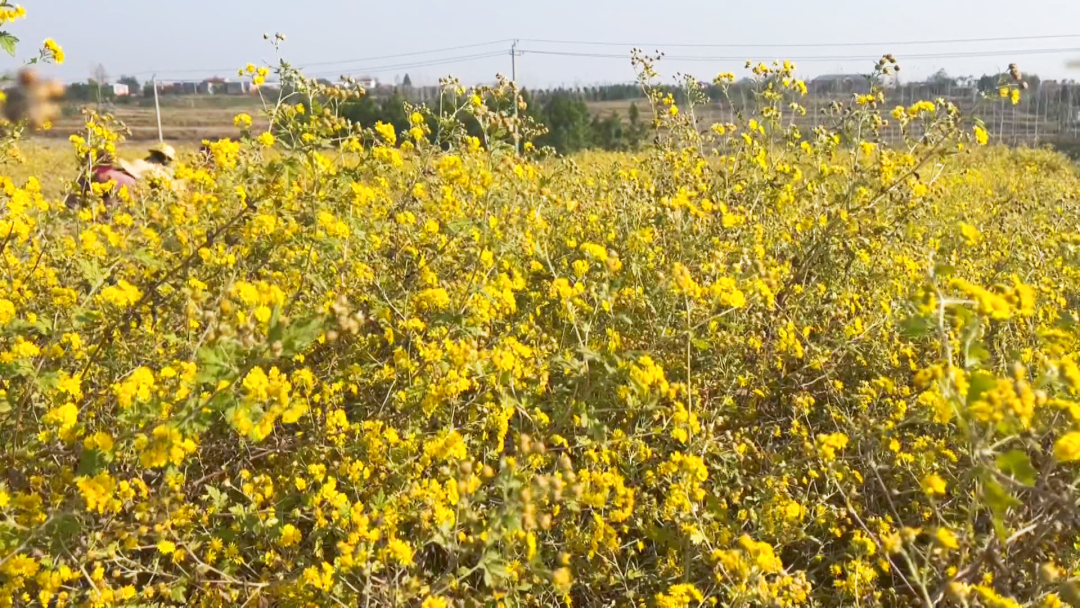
left=627, top=102, right=647, bottom=150
left=534, top=94, right=593, bottom=153
left=64, top=81, right=95, bottom=102
left=118, top=75, right=140, bottom=95
left=591, top=113, right=625, bottom=150
left=91, top=64, right=109, bottom=103
left=66, top=79, right=113, bottom=103
left=402, top=73, right=412, bottom=87
left=930, top=69, right=954, bottom=85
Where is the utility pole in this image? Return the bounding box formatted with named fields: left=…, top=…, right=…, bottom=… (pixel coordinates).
left=152, top=74, right=163, bottom=144
left=511, top=40, right=520, bottom=154
left=1028, top=84, right=1036, bottom=144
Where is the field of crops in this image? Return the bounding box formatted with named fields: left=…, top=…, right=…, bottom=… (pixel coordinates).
left=6, top=20, right=1080, bottom=608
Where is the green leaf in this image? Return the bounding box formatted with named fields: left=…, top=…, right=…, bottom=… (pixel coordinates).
left=266, top=306, right=284, bottom=344
left=279, top=315, right=324, bottom=358
left=983, top=478, right=1020, bottom=540
left=170, top=584, right=187, bottom=603
left=479, top=550, right=508, bottom=587
left=983, top=476, right=1017, bottom=510
left=966, top=371, right=997, bottom=406
left=204, top=485, right=227, bottom=509
left=967, top=343, right=991, bottom=367
left=77, top=449, right=106, bottom=477
left=899, top=315, right=932, bottom=339
left=195, top=342, right=238, bottom=384
left=0, top=33, right=18, bottom=57
left=933, top=263, right=955, bottom=278
left=996, top=450, right=1037, bottom=486
left=77, top=258, right=107, bottom=285
left=44, top=514, right=82, bottom=552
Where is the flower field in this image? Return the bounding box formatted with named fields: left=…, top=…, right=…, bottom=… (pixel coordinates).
left=4, top=22, right=1080, bottom=607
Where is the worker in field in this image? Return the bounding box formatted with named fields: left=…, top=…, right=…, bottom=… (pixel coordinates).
left=120, top=143, right=177, bottom=181
left=65, top=151, right=138, bottom=208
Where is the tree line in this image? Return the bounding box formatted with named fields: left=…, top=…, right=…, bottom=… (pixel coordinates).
left=339, top=90, right=651, bottom=154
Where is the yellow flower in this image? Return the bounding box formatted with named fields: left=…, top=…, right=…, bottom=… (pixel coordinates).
left=974, top=125, right=989, bottom=145
left=935, top=527, right=959, bottom=550
left=157, top=540, right=176, bottom=555
left=0, top=554, right=39, bottom=578
left=958, top=221, right=980, bottom=246
left=43, top=402, right=78, bottom=433
left=1054, top=432, right=1080, bottom=462
left=816, top=432, right=849, bottom=461
left=375, top=121, right=397, bottom=145
left=0, top=298, right=15, bottom=325
left=234, top=113, right=253, bottom=129
left=100, top=280, right=143, bottom=309
left=42, top=38, right=64, bottom=64
left=552, top=567, right=573, bottom=593
left=84, top=432, right=114, bottom=453
left=257, top=131, right=275, bottom=148
left=386, top=538, right=414, bottom=566
left=922, top=473, right=947, bottom=496
left=280, top=524, right=302, bottom=547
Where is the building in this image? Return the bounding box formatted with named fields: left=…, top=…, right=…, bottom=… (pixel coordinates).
left=109, top=83, right=129, bottom=97
left=812, top=74, right=863, bottom=93
left=198, top=78, right=226, bottom=95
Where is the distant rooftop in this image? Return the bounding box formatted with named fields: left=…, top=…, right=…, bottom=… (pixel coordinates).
left=812, top=74, right=860, bottom=82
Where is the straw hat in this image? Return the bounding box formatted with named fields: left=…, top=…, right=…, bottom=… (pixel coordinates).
left=150, top=143, right=177, bottom=161
left=117, top=158, right=145, bottom=178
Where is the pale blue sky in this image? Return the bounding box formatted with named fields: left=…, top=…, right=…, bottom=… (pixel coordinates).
left=13, top=0, right=1080, bottom=87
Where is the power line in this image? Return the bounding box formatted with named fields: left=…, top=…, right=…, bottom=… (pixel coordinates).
left=307, top=51, right=507, bottom=78
left=297, top=39, right=512, bottom=69
left=128, top=40, right=513, bottom=78
left=519, top=33, right=1080, bottom=49
left=518, top=46, right=1080, bottom=63
left=117, top=34, right=1080, bottom=82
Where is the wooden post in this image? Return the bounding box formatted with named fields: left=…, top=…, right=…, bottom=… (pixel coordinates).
left=153, top=75, right=163, bottom=144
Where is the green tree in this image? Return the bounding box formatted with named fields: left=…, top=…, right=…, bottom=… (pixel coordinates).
left=591, top=113, right=625, bottom=151
left=534, top=94, right=593, bottom=154
left=626, top=102, right=647, bottom=150
left=65, top=80, right=109, bottom=102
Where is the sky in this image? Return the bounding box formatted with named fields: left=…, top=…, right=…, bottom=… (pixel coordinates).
left=12, top=0, right=1080, bottom=88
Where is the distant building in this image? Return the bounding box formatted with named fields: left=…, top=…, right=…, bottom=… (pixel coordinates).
left=110, top=83, right=130, bottom=97
left=199, top=77, right=226, bottom=95
left=812, top=74, right=866, bottom=94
